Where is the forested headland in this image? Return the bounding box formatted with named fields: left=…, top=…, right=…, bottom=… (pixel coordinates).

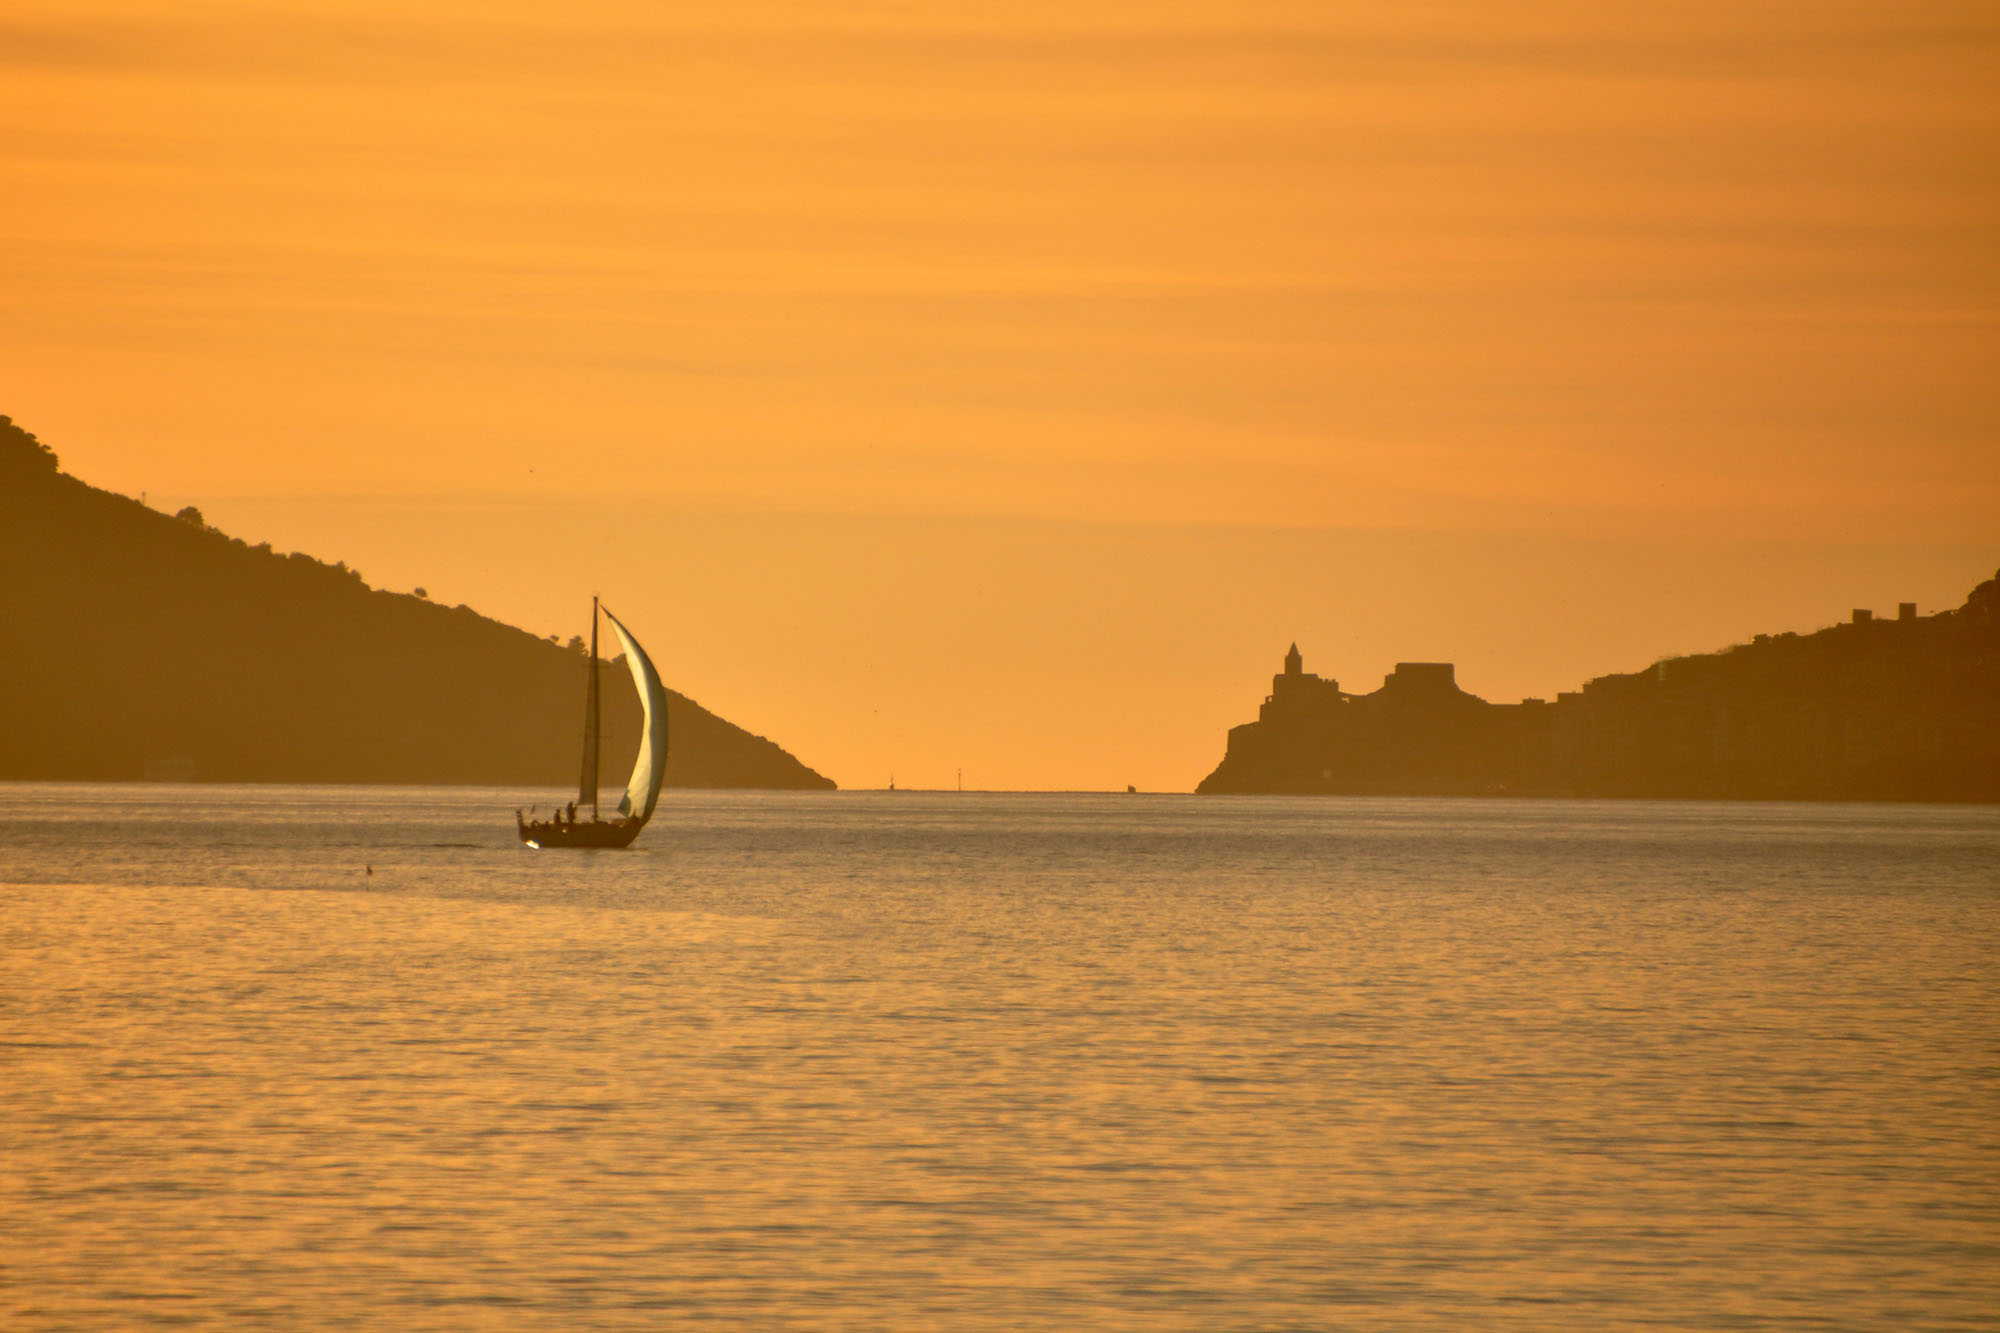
left=0, top=416, right=834, bottom=789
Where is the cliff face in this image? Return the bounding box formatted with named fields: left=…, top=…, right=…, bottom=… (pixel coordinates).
left=1198, top=577, right=2000, bottom=802
left=0, top=417, right=835, bottom=788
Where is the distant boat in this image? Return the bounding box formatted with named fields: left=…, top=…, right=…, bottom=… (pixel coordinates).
left=517, top=597, right=668, bottom=850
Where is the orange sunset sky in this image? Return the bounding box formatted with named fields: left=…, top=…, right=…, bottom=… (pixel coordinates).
left=4, top=0, right=1996, bottom=790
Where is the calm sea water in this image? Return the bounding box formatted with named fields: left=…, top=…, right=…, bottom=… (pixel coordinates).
left=2, top=785, right=1997, bottom=1330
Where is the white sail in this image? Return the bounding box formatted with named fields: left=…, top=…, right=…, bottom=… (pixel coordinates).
left=603, top=608, right=669, bottom=825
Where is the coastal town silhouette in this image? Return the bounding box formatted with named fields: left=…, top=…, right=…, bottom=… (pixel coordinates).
left=1200, top=601, right=1999, bottom=801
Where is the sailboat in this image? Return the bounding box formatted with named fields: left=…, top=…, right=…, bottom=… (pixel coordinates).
left=517, top=597, right=669, bottom=849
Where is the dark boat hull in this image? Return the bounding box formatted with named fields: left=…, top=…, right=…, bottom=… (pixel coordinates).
left=518, top=816, right=645, bottom=849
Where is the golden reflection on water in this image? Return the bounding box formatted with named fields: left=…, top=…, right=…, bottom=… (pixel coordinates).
left=3, top=790, right=1998, bottom=1329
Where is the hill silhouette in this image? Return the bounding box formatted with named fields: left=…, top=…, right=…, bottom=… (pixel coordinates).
left=1200, top=575, right=2000, bottom=801
left=0, top=416, right=834, bottom=789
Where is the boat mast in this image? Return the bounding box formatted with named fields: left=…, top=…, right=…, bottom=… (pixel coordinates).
left=579, top=595, right=601, bottom=820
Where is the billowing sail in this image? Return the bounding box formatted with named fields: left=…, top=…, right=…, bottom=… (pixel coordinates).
left=603, top=607, right=669, bottom=824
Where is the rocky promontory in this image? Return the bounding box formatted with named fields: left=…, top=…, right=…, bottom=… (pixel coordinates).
left=1199, top=574, right=2000, bottom=802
